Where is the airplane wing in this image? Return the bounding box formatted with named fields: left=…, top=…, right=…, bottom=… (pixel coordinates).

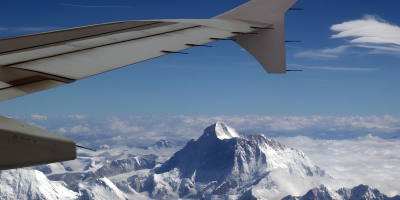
left=0, top=0, right=296, bottom=102
left=0, top=0, right=297, bottom=170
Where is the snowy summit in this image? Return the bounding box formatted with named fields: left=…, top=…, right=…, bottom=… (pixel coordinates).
left=147, top=139, right=175, bottom=150
left=97, top=144, right=111, bottom=150
left=206, top=122, right=241, bottom=140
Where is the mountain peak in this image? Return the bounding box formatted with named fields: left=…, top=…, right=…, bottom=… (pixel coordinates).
left=152, top=123, right=327, bottom=198
left=284, top=184, right=399, bottom=200
left=147, top=139, right=175, bottom=150
left=204, top=122, right=241, bottom=140
left=97, top=144, right=111, bottom=150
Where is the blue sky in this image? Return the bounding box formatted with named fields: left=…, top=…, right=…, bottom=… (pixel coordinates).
left=0, top=0, right=399, bottom=117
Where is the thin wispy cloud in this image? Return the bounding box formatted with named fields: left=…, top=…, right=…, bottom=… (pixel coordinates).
left=287, top=64, right=376, bottom=71
left=60, top=3, right=133, bottom=8
left=355, top=43, right=400, bottom=55
left=304, top=66, right=376, bottom=71
left=320, top=45, right=350, bottom=54
left=294, top=45, right=350, bottom=59
left=295, top=51, right=338, bottom=59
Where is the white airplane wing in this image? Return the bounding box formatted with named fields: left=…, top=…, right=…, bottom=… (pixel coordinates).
left=0, top=0, right=296, bottom=102
left=0, top=0, right=296, bottom=170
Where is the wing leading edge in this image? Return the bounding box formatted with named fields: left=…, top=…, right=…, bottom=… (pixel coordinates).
left=0, top=0, right=297, bottom=170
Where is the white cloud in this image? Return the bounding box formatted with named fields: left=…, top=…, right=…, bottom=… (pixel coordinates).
left=67, top=115, right=86, bottom=119
left=111, top=136, right=122, bottom=141
left=108, top=117, right=142, bottom=133
left=58, top=127, right=67, bottom=133
left=70, top=125, right=90, bottom=134
left=294, top=45, right=350, bottom=59
left=295, top=51, right=338, bottom=59
left=288, top=63, right=376, bottom=71
left=30, top=115, right=47, bottom=120
left=287, top=64, right=378, bottom=71
left=276, top=135, right=400, bottom=197
left=355, top=43, right=400, bottom=55
left=331, top=15, right=400, bottom=45
left=296, top=15, right=400, bottom=59
left=321, top=45, right=350, bottom=54
left=268, top=168, right=355, bottom=200
left=330, top=15, right=400, bottom=56
left=302, top=66, right=376, bottom=71
left=17, top=115, right=400, bottom=147
left=227, top=115, right=400, bottom=133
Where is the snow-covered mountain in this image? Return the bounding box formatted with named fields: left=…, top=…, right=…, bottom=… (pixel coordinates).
left=95, top=155, right=157, bottom=177
left=283, top=184, right=400, bottom=200
left=35, top=162, right=73, bottom=174
left=0, top=169, right=77, bottom=200
left=0, top=122, right=396, bottom=200
left=75, top=174, right=146, bottom=200
left=147, top=139, right=175, bottom=150
left=140, top=122, right=327, bottom=199
left=96, top=144, right=111, bottom=150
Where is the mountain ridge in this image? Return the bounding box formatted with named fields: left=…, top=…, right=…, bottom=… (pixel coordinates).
left=283, top=184, right=400, bottom=200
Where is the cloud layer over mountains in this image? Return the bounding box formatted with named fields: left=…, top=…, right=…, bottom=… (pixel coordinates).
left=278, top=135, right=400, bottom=197
left=10, top=115, right=400, bottom=196
left=13, top=115, right=400, bottom=146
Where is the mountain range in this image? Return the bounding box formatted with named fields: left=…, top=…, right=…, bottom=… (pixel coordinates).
left=0, top=122, right=396, bottom=200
